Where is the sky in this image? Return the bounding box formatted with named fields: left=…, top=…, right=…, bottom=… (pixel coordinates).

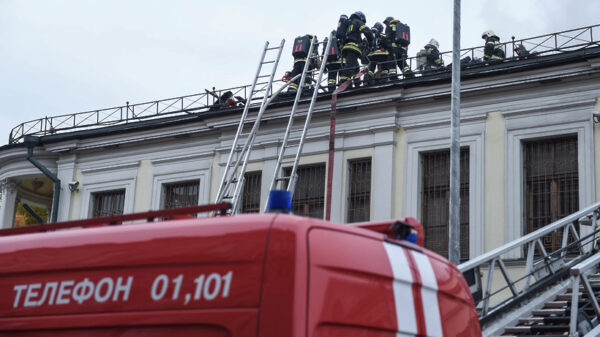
left=1, top=0, right=599, bottom=146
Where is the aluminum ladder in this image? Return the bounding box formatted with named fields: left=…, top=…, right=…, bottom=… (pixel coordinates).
left=263, top=32, right=333, bottom=211
left=214, top=40, right=285, bottom=211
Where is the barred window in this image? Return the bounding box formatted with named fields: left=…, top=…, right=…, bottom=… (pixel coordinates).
left=420, top=148, right=469, bottom=259
left=241, top=171, right=262, bottom=213
left=92, top=190, right=125, bottom=218
left=284, top=164, right=326, bottom=219
left=163, top=181, right=199, bottom=209
left=524, top=136, right=578, bottom=252
left=347, top=158, right=371, bottom=222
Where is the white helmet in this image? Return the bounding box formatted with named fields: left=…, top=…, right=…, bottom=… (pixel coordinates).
left=482, top=29, right=495, bottom=39
left=428, top=38, right=439, bottom=49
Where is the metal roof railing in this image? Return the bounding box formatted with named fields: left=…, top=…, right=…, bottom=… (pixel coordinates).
left=8, top=24, right=600, bottom=145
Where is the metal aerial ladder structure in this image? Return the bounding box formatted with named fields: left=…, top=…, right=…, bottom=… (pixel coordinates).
left=215, top=34, right=332, bottom=214
left=459, top=201, right=600, bottom=336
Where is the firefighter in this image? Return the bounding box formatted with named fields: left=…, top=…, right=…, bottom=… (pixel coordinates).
left=208, top=91, right=238, bottom=111
left=482, top=30, right=505, bottom=62
left=288, top=34, right=319, bottom=95
left=384, top=16, right=413, bottom=79
left=364, top=22, right=392, bottom=85
left=514, top=44, right=537, bottom=59
left=339, top=11, right=373, bottom=89
left=423, top=38, right=443, bottom=72
left=323, top=30, right=343, bottom=93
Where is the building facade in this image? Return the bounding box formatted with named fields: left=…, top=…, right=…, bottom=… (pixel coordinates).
left=2, top=42, right=600, bottom=261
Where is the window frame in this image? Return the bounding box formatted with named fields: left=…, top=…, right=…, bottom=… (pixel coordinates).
left=419, top=147, right=470, bottom=259
left=241, top=170, right=262, bottom=213
left=403, top=132, right=484, bottom=258
left=91, top=189, right=126, bottom=218
left=346, top=157, right=372, bottom=223
left=161, top=180, right=201, bottom=210
left=283, top=163, right=326, bottom=219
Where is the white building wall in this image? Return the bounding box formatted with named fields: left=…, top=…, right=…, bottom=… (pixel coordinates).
left=0, top=56, right=599, bottom=261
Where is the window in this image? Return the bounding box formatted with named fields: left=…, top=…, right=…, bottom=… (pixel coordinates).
left=92, top=190, right=125, bottom=218
left=241, top=171, right=261, bottom=213
left=162, top=181, right=199, bottom=209
left=284, top=164, right=326, bottom=219
left=347, top=158, right=371, bottom=222
left=524, top=136, right=578, bottom=251
left=420, top=148, right=469, bottom=259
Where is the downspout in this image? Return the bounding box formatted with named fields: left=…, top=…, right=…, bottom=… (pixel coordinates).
left=24, top=136, right=60, bottom=223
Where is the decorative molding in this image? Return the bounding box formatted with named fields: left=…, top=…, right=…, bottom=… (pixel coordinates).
left=80, top=162, right=140, bottom=174
left=504, top=120, right=595, bottom=250
left=502, top=98, right=596, bottom=118
left=403, top=124, right=486, bottom=258
left=150, top=170, right=210, bottom=211
left=151, top=151, right=215, bottom=165
left=0, top=178, right=17, bottom=203
left=79, top=178, right=136, bottom=219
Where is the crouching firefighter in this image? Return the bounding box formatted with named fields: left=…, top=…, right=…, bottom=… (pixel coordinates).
left=423, top=38, right=443, bottom=72
left=339, top=11, right=373, bottom=89
left=208, top=90, right=240, bottom=111
left=482, top=30, right=505, bottom=63
left=364, top=22, right=392, bottom=85
left=287, top=34, right=319, bottom=95
left=323, top=30, right=342, bottom=93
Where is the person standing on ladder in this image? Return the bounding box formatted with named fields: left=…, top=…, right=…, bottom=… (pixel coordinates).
left=339, top=11, right=373, bottom=89
left=288, top=34, right=319, bottom=95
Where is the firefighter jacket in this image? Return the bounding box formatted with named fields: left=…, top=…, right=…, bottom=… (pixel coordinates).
left=343, top=17, right=374, bottom=54
left=483, top=35, right=505, bottom=61
left=424, top=44, right=442, bottom=68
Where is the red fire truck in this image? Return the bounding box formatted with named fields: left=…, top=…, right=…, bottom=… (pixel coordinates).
left=0, top=203, right=480, bottom=336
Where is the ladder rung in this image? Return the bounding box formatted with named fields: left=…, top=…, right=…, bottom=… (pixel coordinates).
left=519, top=317, right=545, bottom=324
left=276, top=176, right=290, bottom=181
left=532, top=308, right=566, bottom=316
left=544, top=301, right=568, bottom=308
left=266, top=46, right=281, bottom=50
left=257, top=74, right=271, bottom=78
left=504, top=326, right=531, bottom=333
left=262, top=60, right=276, bottom=64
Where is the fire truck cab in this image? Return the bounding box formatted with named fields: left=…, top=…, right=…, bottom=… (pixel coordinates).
left=0, top=210, right=480, bottom=336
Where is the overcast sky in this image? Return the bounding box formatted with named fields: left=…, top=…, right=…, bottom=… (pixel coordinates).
left=1, top=0, right=599, bottom=146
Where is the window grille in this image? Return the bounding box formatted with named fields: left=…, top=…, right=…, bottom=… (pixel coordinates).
left=163, top=181, right=199, bottom=209
left=284, top=164, right=326, bottom=219
left=347, top=158, right=371, bottom=222
left=420, top=148, right=470, bottom=260
left=92, top=190, right=125, bottom=218
left=241, top=171, right=261, bottom=213
left=524, top=136, right=579, bottom=252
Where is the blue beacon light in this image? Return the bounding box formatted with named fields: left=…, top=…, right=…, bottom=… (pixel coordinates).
left=268, top=190, right=292, bottom=213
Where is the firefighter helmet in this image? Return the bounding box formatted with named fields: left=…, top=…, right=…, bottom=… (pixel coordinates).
left=482, top=29, right=495, bottom=39
left=373, top=22, right=384, bottom=35
left=352, top=11, right=366, bottom=23
left=383, top=16, right=394, bottom=25
left=428, top=38, right=439, bottom=49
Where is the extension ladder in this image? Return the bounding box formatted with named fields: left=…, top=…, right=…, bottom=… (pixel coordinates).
left=263, top=32, right=334, bottom=211
left=214, top=40, right=285, bottom=211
